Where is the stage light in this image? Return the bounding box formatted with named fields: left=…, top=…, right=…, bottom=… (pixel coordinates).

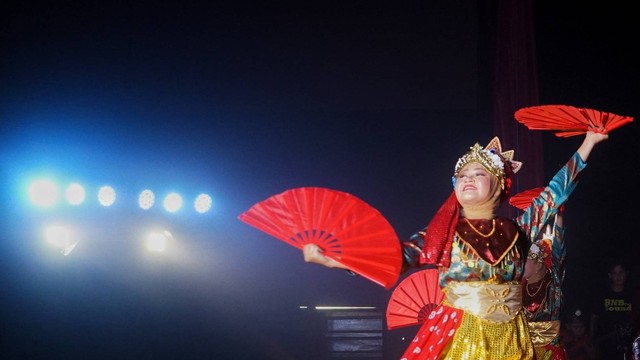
left=98, top=185, right=116, bottom=206
left=194, top=193, right=212, bottom=213
left=138, top=189, right=155, bottom=210
left=44, top=225, right=79, bottom=256
left=145, top=230, right=173, bottom=252
left=28, top=179, right=59, bottom=207
left=45, top=225, right=69, bottom=246
left=163, top=192, right=183, bottom=213
left=65, top=183, right=86, bottom=205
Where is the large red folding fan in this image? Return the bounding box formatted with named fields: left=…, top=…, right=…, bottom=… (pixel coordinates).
left=238, top=187, right=402, bottom=289
left=514, top=104, right=634, bottom=137
left=386, top=268, right=444, bottom=330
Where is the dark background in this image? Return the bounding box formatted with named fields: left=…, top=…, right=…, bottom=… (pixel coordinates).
left=1, top=1, right=638, bottom=359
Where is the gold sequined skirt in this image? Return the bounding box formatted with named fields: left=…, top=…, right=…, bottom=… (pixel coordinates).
left=441, top=310, right=534, bottom=360
left=440, top=282, right=534, bottom=360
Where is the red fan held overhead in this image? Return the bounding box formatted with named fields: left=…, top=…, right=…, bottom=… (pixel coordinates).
left=514, top=104, right=634, bottom=137
left=386, top=268, right=444, bottom=330
left=238, top=187, right=402, bottom=289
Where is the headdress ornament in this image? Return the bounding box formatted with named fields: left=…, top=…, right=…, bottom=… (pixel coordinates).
left=527, top=240, right=552, bottom=268
left=453, top=137, right=522, bottom=199
left=527, top=225, right=554, bottom=268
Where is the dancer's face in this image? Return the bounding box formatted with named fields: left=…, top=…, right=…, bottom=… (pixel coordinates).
left=454, top=162, right=495, bottom=207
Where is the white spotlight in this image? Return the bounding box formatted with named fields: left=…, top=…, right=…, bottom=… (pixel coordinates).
left=163, top=192, right=183, bottom=213
left=98, top=186, right=116, bottom=206
left=138, top=189, right=155, bottom=210
left=44, top=225, right=79, bottom=256
left=28, top=179, right=59, bottom=207
left=65, top=183, right=86, bottom=205
left=45, top=225, right=70, bottom=247
left=194, top=193, right=212, bottom=213
left=146, top=230, right=173, bottom=252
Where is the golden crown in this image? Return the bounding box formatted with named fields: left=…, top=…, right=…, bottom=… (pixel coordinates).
left=453, top=137, right=522, bottom=190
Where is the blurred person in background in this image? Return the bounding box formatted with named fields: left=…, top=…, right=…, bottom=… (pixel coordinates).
left=590, top=259, right=636, bottom=359
left=561, top=308, right=597, bottom=360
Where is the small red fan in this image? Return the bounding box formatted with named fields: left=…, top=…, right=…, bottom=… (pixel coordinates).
left=514, top=104, right=634, bottom=137
left=238, top=187, right=402, bottom=289
left=509, top=187, right=545, bottom=210
left=386, top=268, right=444, bottom=330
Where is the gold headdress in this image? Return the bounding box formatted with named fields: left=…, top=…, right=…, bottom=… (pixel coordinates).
left=453, top=137, right=523, bottom=192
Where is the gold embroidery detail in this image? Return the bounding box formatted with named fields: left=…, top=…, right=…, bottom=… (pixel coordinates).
left=528, top=320, right=560, bottom=346
left=485, top=287, right=512, bottom=316
left=464, top=218, right=496, bottom=237
left=444, top=282, right=522, bottom=323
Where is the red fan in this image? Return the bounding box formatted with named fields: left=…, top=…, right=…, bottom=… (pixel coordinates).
left=514, top=104, right=634, bottom=137
left=509, top=187, right=545, bottom=210
left=238, top=187, right=402, bottom=289
left=386, top=268, right=444, bottom=330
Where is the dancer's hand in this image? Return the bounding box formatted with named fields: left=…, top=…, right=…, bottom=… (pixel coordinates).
left=586, top=130, right=608, bottom=145
left=578, top=130, right=608, bottom=162
left=303, top=243, right=346, bottom=269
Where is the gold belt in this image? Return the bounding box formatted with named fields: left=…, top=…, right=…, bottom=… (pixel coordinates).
left=528, top=320, right=560, bottom=346
left=444, top=281, right=522, bottom=323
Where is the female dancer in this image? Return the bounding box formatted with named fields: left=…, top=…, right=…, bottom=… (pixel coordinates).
left=523, top=212, right=568, bottom=359
left=304, top=131, right=608, bottom=359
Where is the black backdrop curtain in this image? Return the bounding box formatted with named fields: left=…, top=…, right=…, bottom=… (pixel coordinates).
left=487, top=0, right=543, bottom=217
